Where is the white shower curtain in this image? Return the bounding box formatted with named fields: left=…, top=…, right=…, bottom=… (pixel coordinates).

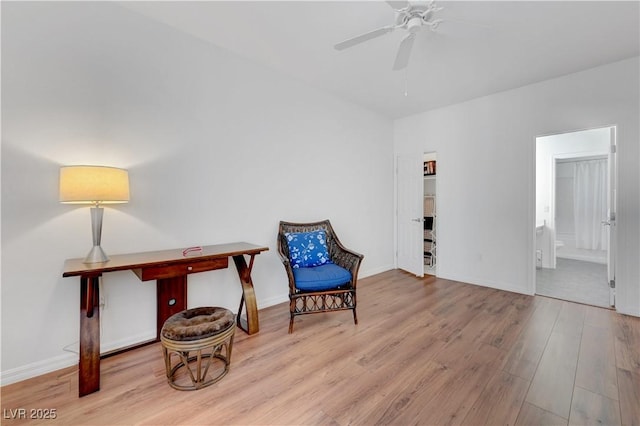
left=573, top=159, right=608, bottom=250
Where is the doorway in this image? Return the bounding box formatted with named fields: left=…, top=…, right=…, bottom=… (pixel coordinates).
left=395, top=151, right=438, bottom=278
left=534, top=126, right=616, bottom=308
left=423, top=152, right=437, bottom=276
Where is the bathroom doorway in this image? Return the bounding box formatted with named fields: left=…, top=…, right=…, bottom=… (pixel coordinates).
left=534, top=126, right=616, bottom=308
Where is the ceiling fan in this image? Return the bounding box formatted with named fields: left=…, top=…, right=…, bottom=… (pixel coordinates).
left=334, top=0, right=444, bottom=71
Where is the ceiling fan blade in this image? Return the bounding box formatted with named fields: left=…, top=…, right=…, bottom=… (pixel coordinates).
left=386, top=0, right=410, bottom=10
left=334, top=26, right=395, bottom=51
left=393, top=32, right=416, bottom=70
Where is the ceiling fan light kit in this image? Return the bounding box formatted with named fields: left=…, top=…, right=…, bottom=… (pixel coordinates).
left=407, top=17, right=423, bottom=33
left=334, top=0, right=444, bottom=71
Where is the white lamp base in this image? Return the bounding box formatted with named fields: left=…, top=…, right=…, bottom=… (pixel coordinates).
left=83, top=206, right=110, bottom=264
left=84, top=245, right=109, bottom=264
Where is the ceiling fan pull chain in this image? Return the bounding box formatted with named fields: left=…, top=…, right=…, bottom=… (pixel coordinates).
left=404, top=68, right=409, bottom=97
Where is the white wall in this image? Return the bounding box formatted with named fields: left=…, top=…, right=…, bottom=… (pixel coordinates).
left=394, top=57, right=640, bottom=316
left=1, top=2, right=394, bottom=384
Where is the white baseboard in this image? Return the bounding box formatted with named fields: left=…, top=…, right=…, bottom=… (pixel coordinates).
left=101, top=331, right=158, bottom=354
left=557, top=253, right=607, bottom=264
left=360, top=264, right=395, bottom=278
left=438, top=272, right=531, bottom=296
left=0, top=331, right=157, bottom=387
left=615, top=303, right=640, bottom=318
left=0, top=353, right=77, bottom=387
left=258, top=294, right=289, bottom=309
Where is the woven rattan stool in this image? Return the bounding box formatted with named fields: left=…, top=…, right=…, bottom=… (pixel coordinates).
left=160, top=306, right=235, bottom=391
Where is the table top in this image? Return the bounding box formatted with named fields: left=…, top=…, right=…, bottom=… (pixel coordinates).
left=63, top=242, right=269, bottom=277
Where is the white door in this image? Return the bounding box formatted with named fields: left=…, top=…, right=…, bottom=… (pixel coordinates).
left=397, top=154, right=424, bottom=277
left=606, top=127, right=617, bottom=306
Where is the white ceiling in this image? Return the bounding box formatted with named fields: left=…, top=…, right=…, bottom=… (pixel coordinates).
left=121, top=1, right=640, bottom=119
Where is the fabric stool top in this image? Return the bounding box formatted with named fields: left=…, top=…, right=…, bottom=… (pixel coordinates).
left=161, top=307, right=235, bottom=341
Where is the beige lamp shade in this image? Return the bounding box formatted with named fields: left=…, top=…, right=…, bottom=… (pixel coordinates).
left=59, top=166, right=130, bottom=204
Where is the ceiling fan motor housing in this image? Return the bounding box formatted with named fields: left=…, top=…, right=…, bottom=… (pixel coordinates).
left=407, top=16, right=423, bottom=33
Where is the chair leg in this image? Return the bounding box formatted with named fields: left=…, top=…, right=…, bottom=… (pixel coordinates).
left=352, top=308, right=358, bottom=325
left=289, top=314, right=295, bottom=334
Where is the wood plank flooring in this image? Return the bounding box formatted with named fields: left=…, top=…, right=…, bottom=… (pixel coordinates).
left=1, top=270, right=638, bottom=425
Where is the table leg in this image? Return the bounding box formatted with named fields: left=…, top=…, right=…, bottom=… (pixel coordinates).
left=79, top=275, right=101, bottom=397
left=232, top=254, right=259, bottom=334
left=156, top=276, right=188, bottom=340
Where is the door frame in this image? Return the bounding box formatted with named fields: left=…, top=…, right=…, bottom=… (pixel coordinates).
left=532, top=125, right=617, bottom=308
left=606, top=126, right=617, bottom=306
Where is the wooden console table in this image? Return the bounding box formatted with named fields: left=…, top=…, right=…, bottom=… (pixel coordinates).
left=62, top=242, right=269, bottom=397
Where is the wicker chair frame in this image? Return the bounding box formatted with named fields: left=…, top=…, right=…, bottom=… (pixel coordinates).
left=277, top=220, right=364, bottom=333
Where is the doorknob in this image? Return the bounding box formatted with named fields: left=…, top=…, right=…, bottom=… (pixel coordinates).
left=601, top=221, right=611, bottom=226
left=412, top=218, right=423, bottom=223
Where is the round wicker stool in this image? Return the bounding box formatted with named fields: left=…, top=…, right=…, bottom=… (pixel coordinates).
left=160, top=306, right=236, bottom=391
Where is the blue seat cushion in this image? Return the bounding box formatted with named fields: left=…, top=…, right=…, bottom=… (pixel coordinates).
left=293, top=263, right=352, bottom=292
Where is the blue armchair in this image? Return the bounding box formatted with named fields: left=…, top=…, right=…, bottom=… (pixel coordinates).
left=277, top=220, right=364, bottom=333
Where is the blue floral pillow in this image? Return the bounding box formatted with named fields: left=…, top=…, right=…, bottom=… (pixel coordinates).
left=285, top=230, right=331, bottom=269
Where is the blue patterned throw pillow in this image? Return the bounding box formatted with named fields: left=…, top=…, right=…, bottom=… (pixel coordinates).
left=285, top=230, right=331, bottom=269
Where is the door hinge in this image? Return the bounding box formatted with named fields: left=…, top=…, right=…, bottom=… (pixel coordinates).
left=609, top=279, right=615, bottom=289
left=610, top=144, right=617, bottom=154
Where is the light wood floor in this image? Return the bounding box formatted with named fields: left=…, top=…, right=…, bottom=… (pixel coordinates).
left=2, top=270, right=639, bottom=425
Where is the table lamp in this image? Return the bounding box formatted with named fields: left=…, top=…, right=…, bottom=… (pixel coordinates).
left=59, top=165, right=130, bottom=264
